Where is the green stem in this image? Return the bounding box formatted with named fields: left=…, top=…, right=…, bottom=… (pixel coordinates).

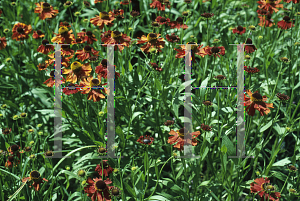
left=280, top=171, right=291, bottom=194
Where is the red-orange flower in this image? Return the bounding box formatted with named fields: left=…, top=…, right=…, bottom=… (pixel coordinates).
left=63, top=61, right=92, bottom=84
left=62, top=83, right=82, bottom=95
left=46, top=53, right=72, bottom=68
left=166, top=33, right=180, bottom=43
left=44, top=70, right=66, bottom=87
left=32, top=30, right=45, bottom=39
left=168, top=17, right=188, bottom=30
left=250, top=177, right=281, bottom=201
left=0, top=37, right=7, bottom=50
left=137, top=33, right=165, bottom=53
left=5, top=155, right=20, bottom=168
left=120, top=0, right=132, bottom=5
left=101, top=30, right=131, bottom=52
left=37, top=39, right=54, bottom=55
left=258, top=12, right=275, bottom=27
left=75, top=45, right=99, bottom=62
left=80, top=76, right=108, bottom=102
left=150, top=0, right=171, bottom=11
left=2, top=128, right=12, bottom=135
left=90, top=11, right=115, bottom=30
left=257, top=0, right=283, bottom=14
left=95, top=60, right=121, bottom=80
left=59, top=21, right=71, bottom=28
left=61, top=45, right=75, bottom=57
left=168, top=128, right=201, bottom=151
left=244, top=89, right=274, bottom=116
left=22, top=171, right=48, bottom=191
left=37, top=62, right=49, bottom=71
left=244, top=66, right=260, bottom=74
left=34, top=2, right=59, bottom=20
left=232, top=26, right=246, bottom=35
left=155, top=16, right=170, bottom=25
left=84, top=177, right=114, bottom=201
left=77, top=30, right=98, bottom=45
left=283, top=0, right=299, bottom=2
left=137, top=135, right=154, bottom=145
left=205, top=46, right=226, bottom=58
left=51, top=26, right=75, bottom=44
left=175, top=42, right=209, bottom=62
left=109, top=9, right=124, bottom=20
left=12, top=23, right=32, bottom=41
left=244, top=38, right=257, bottom=54
left=277, top=16, right=295, bottom=30
left=95, top=160, right=114, bottom=177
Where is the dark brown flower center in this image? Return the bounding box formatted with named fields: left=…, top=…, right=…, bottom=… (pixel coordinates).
left=37, top=30, right=43, bottom=35
left=84, top=45, right=92, bottom=52
left=100, top=12, right=110, bottom=20
left=101, top=59, right=107, bottom=67
left=237, top=26, right=244, bottom=31
left=102, top=161, right=108, bottom=167
left=95, top=180, right=106, bottom=191
left=201, top=13, right=213, bottom=18
left=169, top=34, right=177, bottom=40
left=20, top=113, right=27, bottom=117
left=63, top=22, right=70, bottom=26
left=283, top=16, right=290, bottom=22
left=42, top=2, right=50, bottom=10
left=91, top=79, right=100, bottom=86
left=40, top=64, right=46, bottom=69
left=42, top=39, right=49, bottom=45
left=216, top=75, right=225, bottom=80
left=152, top=22, right=159, bottom=27
left=152, top=63, right=158, bottom=68
left=251, top=92, right=262, bottom=102
left=246, top=38, right=252, bottom=44
left=179, top=127, right=188, bottom=134
left=30, top=171, right=40, bottom=179
left=176, top=17, right=183, bottom=23
left=160, top=17, right=167, bottom=22
left=45, top=151, right=53, bottom=156
left=25, top=147, right=32, bottom=151
left=50, top=70, right=55, bottom=77
left=84, top=1, right=90, bottom=7
left=203, top=100, right=212, bottom=106
left=8, top=156, right=15, bottom=161
left=288, top=165, right=297, bottom=171
left=86, top=31, right=93, bottom=36
left=17, top=27, right=24, bottom=34
left=10, top=145, right=19, bottom=152
left=130, top=11, right=139, bottom=17
left=3, top=128, right=10, bottom=134
left=112, top=31, right=122, bottom=38
left=211, top=46, right=220, bottom=53
left=75, top=38, right=82, bottom=43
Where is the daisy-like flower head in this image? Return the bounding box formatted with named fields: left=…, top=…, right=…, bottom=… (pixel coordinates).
left=214, top=75, right=226, bottom=80
left=137, top=33, right=165, bottom=54
left=80, top=76, right=108, bottom=102
left=257, top=0, right=284, bottom=14
left=97, top=147, right=107, bottom=154
left=34, top=2, right=59, bottom=20
left=258, top=12, right=274, bottom=27
left=0, top=37, right=7, bottom=50
left=120, top=0, right=131, bottom=5
left=137, top=135, right=154, bottom=145
left=95, top=160, right=114, bottom=177
left=232, top=25, right=246, bottom=35
left=63, top=61, right=92, bottom=83
left=8, top=144, right=21, bottom=154
left=166, top=33, right=180, bottom=43
left=75, top=45, right=99, bottom=62
left=22, top=170, right=48, bottom=191
left=168, top=128, right=201, bottom=151
left=277, top=16, right=295, bottom=30
left=150, top=0, right=171, bottom=11
left=51, top=26, right=75, bottom=44
left=244, top=89, right=274, bottom=116
left=90, top=11, right=115, bottom=30
left=279, top=57, right=290, bottom=63
left=164, top=120, right=175, bottom=126
left=244, top=66, right=260, bottom=74
left=201, top=124, right=212, bottom=131
left=287, top=165, right=297, bottom=172
left=5, top=155, right=20, bottom=168
left=84, top=177, right=114, bottom=201
left=244, top=38, right=257, bottom=54
left=44, top=150, right=54, bottom=157
left=250, top=177, right=281, bottom=201
left=205, top=46, right=226, bottom=58
left=276, top=93, right=290, bottom=101
left=2, top=128, right=12, bottom=135
left=32, top=30, right=45, bottom=39
left=12, top=23, right=32, bottom=41
left=110, top=186, right=121, bottom=197
left=37, top=39, right=54, bottom=55
left=155, top=16, right=170, bottom=25
left=203, top=100, right=213, bottom=106
left=168, top=17, right=189, bottom=30
left=109, top=9, right=124, bottom=20
left=130, top=10, right=140, bottom=17
left=201, top=13, right=214, bottom=19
